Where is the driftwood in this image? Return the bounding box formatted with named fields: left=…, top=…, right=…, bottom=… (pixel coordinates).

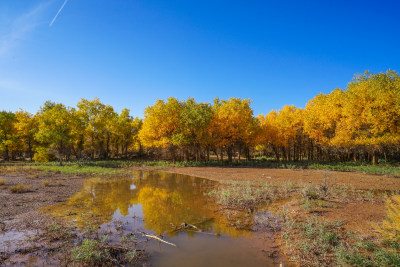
left=141, top=232, right=177, bottom=247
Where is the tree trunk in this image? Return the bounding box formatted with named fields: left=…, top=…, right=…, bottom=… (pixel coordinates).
left=227, top=146, right=233, bottom=163
left=372, top=150, right=378, bottom=165
left=184, top=147, right=189, bottom=162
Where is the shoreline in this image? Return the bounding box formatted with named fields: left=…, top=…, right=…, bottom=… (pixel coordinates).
left=1, top=165, right=398, bottom=266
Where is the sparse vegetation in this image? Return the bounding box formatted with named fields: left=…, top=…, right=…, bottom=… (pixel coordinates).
left=279, top=212, right=400, bottom=267
left=70, top=237, right=141, bottom=266
left=71, top=238, right=111, bottom=265
left=10, top=184, right=31, bottom=193
left=205, top=174, right=399, bottom=267
left=0, top=178, right=5, bottom=185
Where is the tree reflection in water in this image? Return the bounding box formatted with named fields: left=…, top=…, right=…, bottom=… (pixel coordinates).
left=43, top=171, right=253, bottom=238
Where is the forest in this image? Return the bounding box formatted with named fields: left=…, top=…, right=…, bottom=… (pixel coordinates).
left=0, top=70, right=399, bottom=165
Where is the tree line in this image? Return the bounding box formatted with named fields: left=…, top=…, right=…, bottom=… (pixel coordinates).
left=1, top=70, right=399, bottom=164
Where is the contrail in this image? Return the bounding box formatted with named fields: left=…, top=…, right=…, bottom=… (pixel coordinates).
left=50, top=0, right=69, bottom=27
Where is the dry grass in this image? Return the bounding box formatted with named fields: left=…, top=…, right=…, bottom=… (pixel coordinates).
left=10, top=184, right=32, bottom=193
left=0, top=178, right=5, bottom=186
left=42, top=180, right=50, bottom=187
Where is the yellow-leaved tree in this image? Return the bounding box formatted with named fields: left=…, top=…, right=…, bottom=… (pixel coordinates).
left=333, top=70, right=400, bottom=164
left=258, top=105, right=303, bottom=161
left=15, top=110, right=38, bottom=160
left=139, top=97, right=183, bottom=161
left=77, top=98, right=116, bottom=159
left=210, top=98, right=257, bottom=162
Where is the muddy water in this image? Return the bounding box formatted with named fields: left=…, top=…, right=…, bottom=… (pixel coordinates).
left=44, top=171, right=282, bottom=266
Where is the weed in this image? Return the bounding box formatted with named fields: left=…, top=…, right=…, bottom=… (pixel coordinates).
left=10, top=184, right=31, bottom=193
left=71, top=238, right=110, bottom=264
left=281, top=215, right=343, bottom=266
left=301, top=184, right=321, bottom=200
left=46, top=222, right=75, bottom=241
left=208, top=181, right=269, bottom=209
left=42, top=180, right=50, bottom=186
left=335, top=243, right=400, bottom=267
left=70, top=236, right=142, bottom=266
left=0, top=178, right=5, bottom=185
left=301, top=199, right=312, bottom=211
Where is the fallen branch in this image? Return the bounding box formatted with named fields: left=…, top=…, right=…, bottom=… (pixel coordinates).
left=141, top=232, right=177, bottom=247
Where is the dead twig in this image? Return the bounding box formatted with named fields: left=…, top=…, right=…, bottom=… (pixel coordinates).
left=141, top=232, right=177, bottom=247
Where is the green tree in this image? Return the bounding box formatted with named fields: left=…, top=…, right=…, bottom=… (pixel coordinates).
left=35, top=103, right=76, bottom=165
left=77, top=98, right=116, bottom=159
left=0, top=111, right=17, bottom=160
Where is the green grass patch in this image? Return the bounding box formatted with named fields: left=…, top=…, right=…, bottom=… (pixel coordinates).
left=3, top=158, right=400, bottom=176
left=33, top=165, right=130, bottom=176
left=308, top=161, right=400, bottom=176
left=71, top=238, right=111, bottom=264
left=70, top=237, right=141, bottom=266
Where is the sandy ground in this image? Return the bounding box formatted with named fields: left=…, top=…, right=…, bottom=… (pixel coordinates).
left=167, top=166, right=400, bottom=190
left=0, top=173, right=84, bottom=222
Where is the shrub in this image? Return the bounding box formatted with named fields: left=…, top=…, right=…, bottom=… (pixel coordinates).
left=33, top=147, right=55, bottom=162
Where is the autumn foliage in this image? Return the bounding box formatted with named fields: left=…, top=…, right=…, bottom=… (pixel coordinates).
left=0, top=70, right=399, bottom=164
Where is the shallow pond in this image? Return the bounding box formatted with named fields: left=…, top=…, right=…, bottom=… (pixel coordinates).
left=44, top=171, right=283, bottom=266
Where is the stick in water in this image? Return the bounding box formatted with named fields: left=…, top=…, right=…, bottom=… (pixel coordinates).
left=141, top=232, right=177, bottom=247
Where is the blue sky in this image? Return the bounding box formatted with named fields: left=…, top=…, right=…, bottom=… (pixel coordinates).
left=1, top=0, right=399, bottom=117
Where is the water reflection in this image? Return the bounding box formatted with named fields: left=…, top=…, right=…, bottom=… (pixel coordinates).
left=43, top=171, right=251, bottom=238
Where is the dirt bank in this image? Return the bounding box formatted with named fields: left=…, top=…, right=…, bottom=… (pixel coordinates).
left=0, top=173, right=85, bottom=223
left=167, top=166, right=400, bottom=191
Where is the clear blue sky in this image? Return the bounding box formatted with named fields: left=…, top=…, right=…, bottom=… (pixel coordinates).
left=1, top=0, right=399, bottom=117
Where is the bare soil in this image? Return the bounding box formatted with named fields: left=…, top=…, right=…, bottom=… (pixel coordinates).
left=168, top=166, right=400, bottom=190
left=0, top=172, right=84, bottom=223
